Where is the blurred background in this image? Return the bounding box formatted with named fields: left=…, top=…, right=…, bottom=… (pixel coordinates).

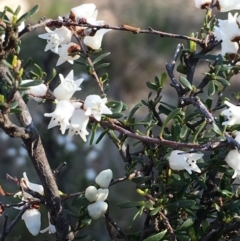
left=0, top=0, right=230, bottom=240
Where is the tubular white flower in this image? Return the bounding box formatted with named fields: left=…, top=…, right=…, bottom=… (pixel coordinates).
left=40, top=212, right=56, bottom=234
left=217, top=0, right=240, bottom=12
left=38, top=26, right=72, bottom=53
left=85, top=186, right=98, bottom=202
left=87, top=201, right=108, bottom=220
left=221, top=101, right=240, bottom=126
left=68, top=109, right=89, bottom=141
left=96, top=188, right=109, bottom=201
left=168, top=150, right=203, bottom=174
left=44, top=100, right=75, bottom=134
left=84, top=29, right=111, bottom=50
left=21, top=80, right=47, bottom=102
left=56, top=42, right=80, bottom=66
left=225, top=149, right=240, bottom=178
left=22, top=209, right=41, bottom=236
left=95, top=169, right=113, bottom=188
left=194, top=0, right=211, bottom=9
left=84, top=95, right=112, bottom=121
left=214, top=13, right=240, bottom=56
left=70, top=4, right=96, bottom=23
left=53, top=70, right=84, bottom=101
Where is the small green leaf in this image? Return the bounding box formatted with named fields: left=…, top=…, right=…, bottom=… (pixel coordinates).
left=94, top=63, right=110, bottom=71
left=212, top=122, right=222, bottom=136
left=16, top=5, right=39, bottom=24
left=175, top=218, right=194, bottom=232
left=143, top=229, right=167, bottom=241
left=14, top=6, right=21, bottom=16
left=20, top=80, right=43, bottom=87
left=117, top=201, right=142, bottom=209
left=131, top=176, right=151, bottom=184
left=128, top=103, right=142, bottom=121
left=150, top=207, right=161, bottom=216
left=159, top=108, right=181, bottom=137
left=146, top=81, right=158, bottom=91
left=177, top=63, right=187, bottom=74
left=208, top=80, right=215, bottom=96
left=23, top=57, right=33, bottom=69
left=4, top=6, right=14, bottom=14
left=160, top=72, right=167, bottom=87
left=2, top=59, right=13, bottom=69
left=95, top=128, right=109, bottom=144
left=92, top=52, right=110, bottom=65
left=179, top=76, right=192, bottom=90
left=216, top=76, right=230, bottom=86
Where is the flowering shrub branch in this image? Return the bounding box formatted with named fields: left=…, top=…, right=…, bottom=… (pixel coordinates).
left=1, top=1, right=240, bottom=241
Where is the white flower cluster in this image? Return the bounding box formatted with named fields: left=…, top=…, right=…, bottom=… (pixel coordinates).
left=38, top=3, right=111, bottom=66
left=194, top=0, right=240, bottom=57
left=14, top=172, right=56, bottom=236
left=22, top=70, right=112, bottom=142
left=85, top=169, right=112, bottom=219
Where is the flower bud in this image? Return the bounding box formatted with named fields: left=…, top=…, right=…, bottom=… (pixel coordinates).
left=95, top=169, right=113, bottom=188
left=85, top=186, right=98, bottom=202
left=87, top=201, right=108, bottom=220
left=96, top=188, right=109, bottom=201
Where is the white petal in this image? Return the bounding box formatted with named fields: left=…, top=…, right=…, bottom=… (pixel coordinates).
left=22, top=209, right=41, bottom=236
left=23, top=172, right=44, bottom=195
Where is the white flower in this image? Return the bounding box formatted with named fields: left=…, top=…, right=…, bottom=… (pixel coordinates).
left=40, top=212, right=56, bottom=234
left=68, top=109, right=89, bottom=141
left=221, top=101, right=240, bottom=126
left=69, top=4, right=100, bottom=24
left=21, top=80, right=47, bottom=102
left=194, top=0, right=211, bottom=9
left=85, top=186, right=98, bottom=202
left=84, top=95, right=112, bottom=121
left=225, top=149, right=240, bottom=178
left=84, top=29, right=111, bottom=50
left=44, top=100, right=75, bottom=134
left=56, top=42, right=80, bottom=66
left=168, top=150, right=203, bottom=174
left=22, top=208, right=41, bottom=236
left=217, top=0, right=240, bottom=12
left=214, top=13, right=240, bottom=56
left=87, top=201, right=108, bottom=220
left=53, top=70, right=83, bottom=101
left=38, top=26, right=72, bottom=53
left=96, top=188, right=109, bottom=201
left=95, top=169, right=113, bottom=188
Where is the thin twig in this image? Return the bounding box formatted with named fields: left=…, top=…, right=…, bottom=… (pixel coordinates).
left=166, top=44, right=185, bottom=96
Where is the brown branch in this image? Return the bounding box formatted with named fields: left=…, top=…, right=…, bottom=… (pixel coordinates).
left=159, top=211, right=177, bottom=241
left=47, top=20, right=204, bottom=45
